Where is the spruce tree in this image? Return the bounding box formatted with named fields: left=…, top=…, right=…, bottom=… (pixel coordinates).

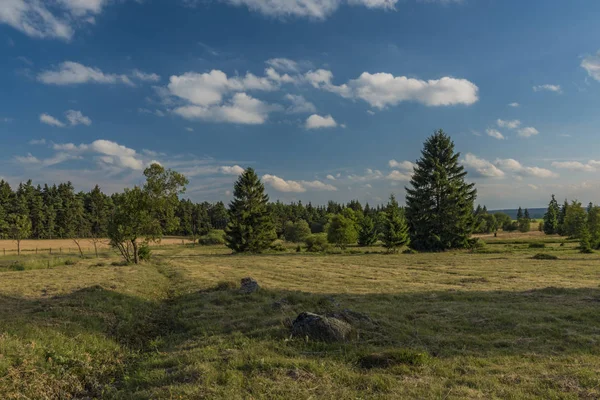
left=357, top=215, right=378, bottom=246
left=405, top=130, right=477, bottom=251
left=381, top=194, right=409, bottom=253
left=225, top=168, right=276, bottom=253
left=517, top=207, right=523, bottom=220
left=557, top=199, right=569, bottom=235
left=543, top=195, right=560, bottom=235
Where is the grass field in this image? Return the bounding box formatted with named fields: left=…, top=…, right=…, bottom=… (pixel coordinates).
left=1, top=233, right=599, bottom=399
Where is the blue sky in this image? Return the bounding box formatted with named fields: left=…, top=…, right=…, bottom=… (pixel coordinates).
left=1, top=0, right=599, bottom=209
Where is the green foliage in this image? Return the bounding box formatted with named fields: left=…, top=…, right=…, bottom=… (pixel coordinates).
left=269, top=239, right=287, bottom=252
left=518, top=209, right=531, bottom=233
left=543, top=195, right=560, bottom=235
left=380, top=194, right=409, bottom=253
left=198, top=230, right=226, bottom=245
left=563, top=200, right=586, bottom=239
left=138, top=243, right=152, bottom=261
left=529, top=242, right=546, bottom=249
left=326, top=213, right=358, bottom=249
left=557, top=199, right=569, bottom=235
left=304, top=233, right=329, bottom=252
left=284, top=220, right=311, bottom=243
left=225, top=168, right=277, bottom=253
left=405, top=130, right=477, bottom=251
left=494, top=212, right=512, bottom=231
left=586, top=205, right=600, bottom=249
left=7, top=213, right=32, bottom=255
left=357, top=215, right=378, bottom=247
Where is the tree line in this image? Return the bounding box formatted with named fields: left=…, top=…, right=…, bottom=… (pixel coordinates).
left=542, top=196, right=600, bottom=253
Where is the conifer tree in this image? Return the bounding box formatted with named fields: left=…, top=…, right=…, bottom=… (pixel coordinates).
left=405, top=130, right=476, bottom=251
left=543, top=195, right=560, bottom=235
left=357, top=215, right=378, bottom=246
left=517, top=207, right=523, bottom=220
left=381, top=194, right=409, bottom=253
left=225, top=168, right=276, bottom=253
left=557, top=199, right=569, bottom=235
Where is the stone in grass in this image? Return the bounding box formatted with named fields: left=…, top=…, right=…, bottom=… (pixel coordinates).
left=291, top=312, right=352, bottom=342
left=239, top=277, right=260, bottom=294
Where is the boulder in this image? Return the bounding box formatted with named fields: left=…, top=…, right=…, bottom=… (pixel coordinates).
left=291, top=312, right=352, bottom=342
left=239, top=277, right=259, bottom=294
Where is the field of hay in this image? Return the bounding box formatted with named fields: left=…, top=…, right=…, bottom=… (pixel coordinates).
left=1, top=233, right=599, bottom=399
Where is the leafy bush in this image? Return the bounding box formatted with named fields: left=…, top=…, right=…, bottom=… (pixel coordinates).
left=532, top=253, right=558, bottom=260
left=305, top=233, right=330, bottom=252
left=467, top=238, right=486, bottom=251
left=64, top=259, right=77, bottom=266
left=198, top=230, right=226, bottom=245
left=269, top=239, right=287, bottom=252
left=402, top=248, right=418, bottom=254
left=8, top=262, right=25, bottom=271
left=138, top=244, right=151, bottom=261
left=529, top=242, right=546, bottom=249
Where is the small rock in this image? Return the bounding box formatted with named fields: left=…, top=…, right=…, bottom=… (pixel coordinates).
left=272, top=298, right=289, bottom=310
left=239, top=277, right=259, bottom=294
left=291, top=312, right=352, bottom=342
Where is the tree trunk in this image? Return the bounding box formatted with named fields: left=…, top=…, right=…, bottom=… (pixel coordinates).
left=17, top=240, right=20, bottom=256
left=132, top=240, right=139, bottom=264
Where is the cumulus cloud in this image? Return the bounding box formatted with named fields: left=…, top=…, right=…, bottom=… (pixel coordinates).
left=388, top=160, right=414, bottom=171
left=486, top=128, right=505, bottom=140
left=40, top=113, right=65, bottom=127
left=533, top=84, right=562, bottom=93
left=305, top=114, right=338, bottom=129
left=65, top=110, right=92, bottom=126
left=15, top=153, right=41, bottom=164
left=306, top=69, right=478, bottom=108
left=517, top=127, right=539, bottom=138
left=219, top=165, right=245, bottom=175
left=326, top=174, right=336, bottom=180
left=131, top=69, right=161, bottom=82
left=386, top=170, right=412, bottom=181
left=262, top=174, right=306, bottom=192
left=173, top=93, right=281, bottom=124
left=508, top=102, right=520, bottom=107
left=582, top=52, right=600, bottom=82
left=348, top=169, right=383, bottom=182
left=300, top=180, right=337, bottom=191
left=551, top=160, right=600, bottom=172
left=462, top=153, right=505, bottom=178
left=48, top=139, right=145, bottom=170
left=38, top=62, right=133, bottom=85
left=284, top=94, right=316, bottom=114
left=495, top=158, right=557, bottom=178
left=220, top=0, right=398, bottom=20
left=497, top=119, right=520, bottom=129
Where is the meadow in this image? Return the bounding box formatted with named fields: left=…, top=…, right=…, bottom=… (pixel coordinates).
left=1, top=233, right=599, bottom=399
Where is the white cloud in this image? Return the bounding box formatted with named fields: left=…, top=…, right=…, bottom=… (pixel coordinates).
left=551, top=161, right=599, bottom=172
left=266, top=58, right=302, bottom=72
left=305, top=114, right=338, bottom=129
left=386, top=170, right=411, bottom=181
left=185, top=127, right=194, bottom=132
left=131, top=69, right=161, bottom=82
left=517, top=127, right=539, bottom=138
left=0, top=0, right=74, bottom=40
left=38, top=62, right=133, bottom=85
left=508, top=102, right=520, bottom=107
left=173, top=92, right=281, bottom=124
left=306, top=69, right=478, bottom=108
left=300, top=180, right=337, bottom=191
left=219, top=165, right=245, bottom=175
left=495, top=158, right=557, bottom=178
left=262, top=174, right=306, bottom=192
left=462, top=153, right=505, bottom=178
left=221, top=0, right=398, bottom=20
left=348, top=168, right=383, bottom=182
left=65, top=110, right=92, bottom=126
left=582, top=52, right=600, bottom=82
left=15, top=153, right=41, bottom=164
left=326, top=174, right=336, bottom=180
left=284, top=94, right=316, bottom=114
left=40, top=113, right=65, bottom=127
left=486, top=128, right=505, bottom=140
left=29, top=138, right=46, bottom=145
left=388, top=160, right=414, bottom=171
left=533, top=84, right=562, bottom=93
left=497, top=119, right=520, bottom=129
left=49, top=139, right=145, bottom=170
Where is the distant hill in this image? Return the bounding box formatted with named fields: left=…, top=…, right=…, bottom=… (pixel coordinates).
left=490, top=208, right=546, bottom=220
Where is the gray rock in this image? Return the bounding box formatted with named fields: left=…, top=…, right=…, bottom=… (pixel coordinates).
left=291, top=312, right=352, bottom=342
left=240, top=277, right=260, bottom=294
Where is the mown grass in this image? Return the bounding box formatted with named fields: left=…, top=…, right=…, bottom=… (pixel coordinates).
left=1, top=235, right=599, bottom=399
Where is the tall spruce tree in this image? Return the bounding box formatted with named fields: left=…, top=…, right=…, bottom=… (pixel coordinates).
left=357, top=215, right=378, bottom=246
left=405, top=130, right=477, bottom=251
left=225, top=168, right=276, bottom=253
left=381, top=194, right=409, bottom=253
left=557, top=199, right=569, bottom=235
left=543, top=195, right=560, bottom=234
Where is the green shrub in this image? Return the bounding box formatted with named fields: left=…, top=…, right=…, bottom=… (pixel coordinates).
left=467, top=238, right=486, bottom=251
left=198, top=230, right=226, bottom=245
left=269, top=239, right=287, bottom=252
left=296, top=245, right=302, bottom=253
left=402, top=248, right=418, bottom=254
left=138, top=244, right=152, bottom=261
left=8, top=262, right=25, bottom=271
left=532, top=253, right=558, bottom=260
left=305, top=233, right=330, bottom=252
left=64, top=259, right=77, bottom=266
left=529, top=242, right=546, bottom=249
